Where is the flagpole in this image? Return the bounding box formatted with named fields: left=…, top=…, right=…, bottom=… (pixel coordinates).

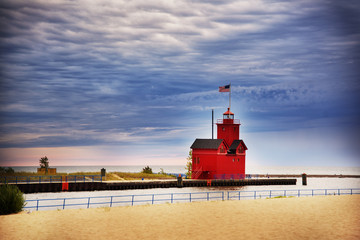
left=229, top=83, right=231, bottom=110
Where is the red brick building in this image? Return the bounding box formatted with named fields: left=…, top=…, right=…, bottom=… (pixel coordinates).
left=191, top=108, right=247, bottom=179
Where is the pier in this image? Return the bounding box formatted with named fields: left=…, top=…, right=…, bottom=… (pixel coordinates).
left=13, top=178, right=297, bottom=194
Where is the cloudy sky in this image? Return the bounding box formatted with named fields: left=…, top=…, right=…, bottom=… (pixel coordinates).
left=0, top=0, right=359, bottom=168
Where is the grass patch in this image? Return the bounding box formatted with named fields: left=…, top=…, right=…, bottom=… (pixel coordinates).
left=1, top=171, right=176, bottom=181
left=109, top=172, right=176, bottom=181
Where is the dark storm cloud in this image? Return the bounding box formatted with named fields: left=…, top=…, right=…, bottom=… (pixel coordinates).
left=0, top=0, right=359, bottom=156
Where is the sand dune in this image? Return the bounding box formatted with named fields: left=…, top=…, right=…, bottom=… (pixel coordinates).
left=1, top=195, right=359, bottom=240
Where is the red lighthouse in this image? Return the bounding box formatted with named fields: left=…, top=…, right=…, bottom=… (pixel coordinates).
left=190, top=108, right=247, bottom=179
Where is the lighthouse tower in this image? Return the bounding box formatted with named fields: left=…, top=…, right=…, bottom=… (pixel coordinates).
left=217, top=108, right=240, bottom=147
left=190, top=108, right=247, bottom=179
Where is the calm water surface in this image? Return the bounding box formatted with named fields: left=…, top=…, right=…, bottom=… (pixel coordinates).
left=20, top=165, right=360, bottom=207
left=25, top=177, right=360, bottom=200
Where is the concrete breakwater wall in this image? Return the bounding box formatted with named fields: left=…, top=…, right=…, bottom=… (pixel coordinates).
left=14, top=178, right=296, bottom=194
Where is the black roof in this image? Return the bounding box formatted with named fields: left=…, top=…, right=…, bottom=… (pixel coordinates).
left=229, top=140, right=242, bottom=151
left=190, top=139, right=224, bottom=149
left=228, top=140, right=248, bottom=154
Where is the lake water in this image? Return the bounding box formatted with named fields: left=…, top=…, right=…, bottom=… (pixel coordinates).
left=22, top=166, right=360, bottom=199
left=16, top=165, right=359, bottom=210
left=24, top=176, right=360, bottom=199
left=23, top=176, right=360, bottom=211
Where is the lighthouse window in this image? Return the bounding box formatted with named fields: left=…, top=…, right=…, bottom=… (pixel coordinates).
left=239, top=146, right=244, bottom=153
left=224, top=114, right=234, bottom=119
left=232, top=158, right=235, bottom=162
left=220, top=145, right=225, bottom=153
left=222, top=127, right=225, bottom=131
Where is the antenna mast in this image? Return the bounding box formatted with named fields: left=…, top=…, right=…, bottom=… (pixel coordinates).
left=212, top=109, right=214, bottom=139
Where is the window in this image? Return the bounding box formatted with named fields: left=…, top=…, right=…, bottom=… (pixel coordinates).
left=222, top=127, right=225, bottom=131
left=220, top=145, right=225, bottom=153
left=224, top=114, right=234, bottom=119
left=238, top=146, right=244, bottom=153
left=232, top=158, right=235, bottom=162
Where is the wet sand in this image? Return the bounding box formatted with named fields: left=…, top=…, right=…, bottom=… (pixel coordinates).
left=1, top=195, right=359, bottom=240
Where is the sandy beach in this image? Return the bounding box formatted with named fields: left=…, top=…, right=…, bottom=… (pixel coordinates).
left=1, top=195, right=359, bottom=240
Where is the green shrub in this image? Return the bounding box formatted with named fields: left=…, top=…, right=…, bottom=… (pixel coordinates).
left=0, top=167, right=15, bottom=175
left=185, top=150, right=192, bottom=179
left=142, top=166, right=153, bottom=174
left=0, top=185, right=26, bottom=215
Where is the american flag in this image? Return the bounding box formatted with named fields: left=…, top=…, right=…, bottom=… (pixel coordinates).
left=219, top=84, right=230, bottom=92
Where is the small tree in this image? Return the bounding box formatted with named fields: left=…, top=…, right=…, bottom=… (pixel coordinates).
left=185, top=150, right=192, bottom=179
left=0, top=167, right=15, bottom=175
left=142, top=166, right=153, bottom=174
left=158, top=168, right=166, bottom=175
left=39, top=156, right=49, bottom=174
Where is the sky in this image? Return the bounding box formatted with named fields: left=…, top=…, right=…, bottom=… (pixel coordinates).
left=0, top=0, right=359, bottom=168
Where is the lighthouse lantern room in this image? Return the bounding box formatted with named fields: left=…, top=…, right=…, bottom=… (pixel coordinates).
left=190, top=108, right=247, bottom=179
